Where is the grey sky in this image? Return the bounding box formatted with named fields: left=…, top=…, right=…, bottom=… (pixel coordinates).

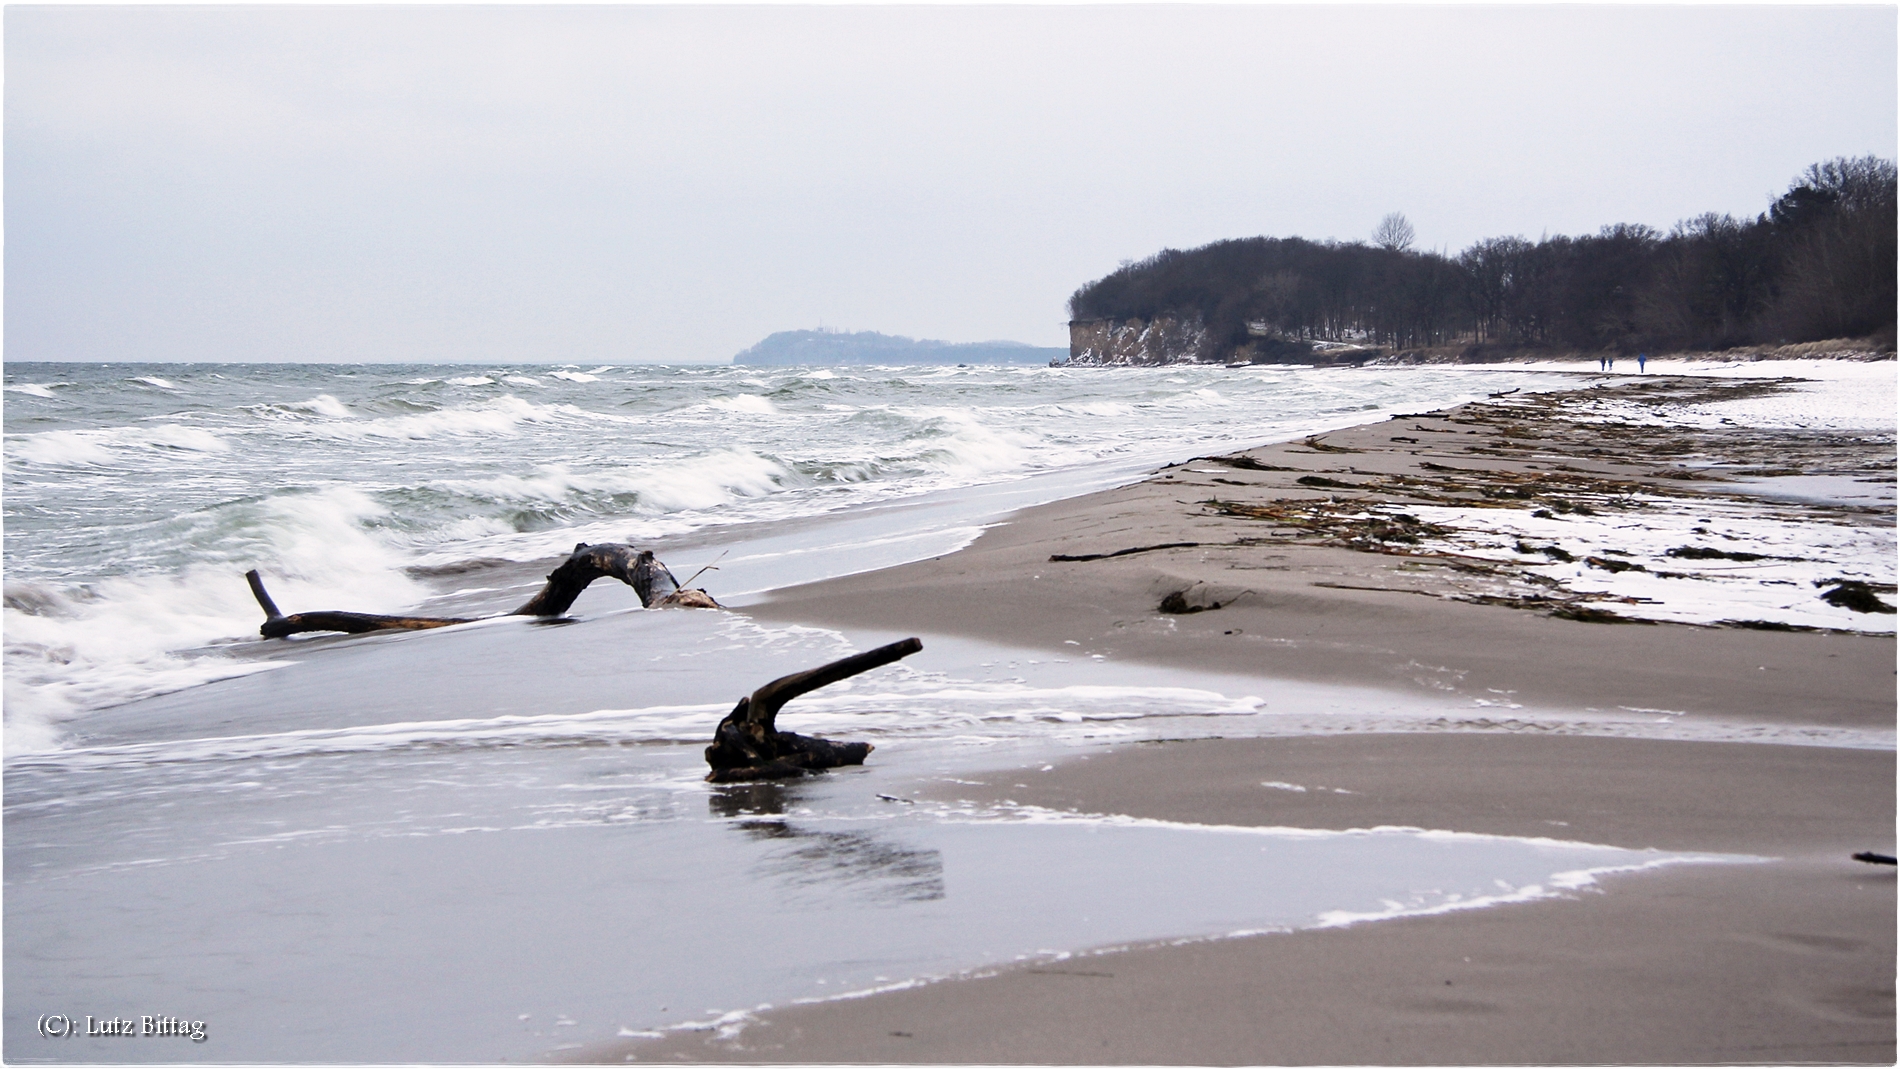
left=7, top=5, right=1895, bottom=364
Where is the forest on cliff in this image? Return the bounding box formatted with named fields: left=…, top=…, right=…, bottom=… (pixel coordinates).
left=1069, top=156, right=1896, bottom=358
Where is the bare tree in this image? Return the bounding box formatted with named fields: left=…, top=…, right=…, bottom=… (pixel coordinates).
left=1373, top=212, right=1416, bottom=252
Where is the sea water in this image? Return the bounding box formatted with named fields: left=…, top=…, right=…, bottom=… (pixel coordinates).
left=0, top=360, right=1803, bottom=1061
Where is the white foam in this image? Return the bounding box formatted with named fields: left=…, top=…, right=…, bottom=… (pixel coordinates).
left=1311, top=853, right=1753, bottom=929
left=6, top=424, right=230, bottom=467
left=433, top=448, right=798, bottom=529
left=3, top=486, right=431, bottom=749
left=279, top=394, right=354, bottom=419
left=315, top=396, right=579, bottom=441
left=706, top=394, right=777, bottom=414
left=895, top=406, right=1040, bottom=479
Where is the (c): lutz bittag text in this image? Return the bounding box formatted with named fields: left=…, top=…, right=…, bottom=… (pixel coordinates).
left=37, top=1015, right=207, bottom=1042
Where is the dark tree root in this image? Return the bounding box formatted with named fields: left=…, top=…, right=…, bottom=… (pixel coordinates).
left=705, top=638, right=923, bottom=783
left=247, top=570, right=473, bottom=639
left=511, top=543, right=718, bottom=615
left=247, top=543, right=718, bottom=639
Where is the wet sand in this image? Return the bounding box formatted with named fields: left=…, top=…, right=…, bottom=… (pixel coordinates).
left=589, top=376, right=1896, bottom=1065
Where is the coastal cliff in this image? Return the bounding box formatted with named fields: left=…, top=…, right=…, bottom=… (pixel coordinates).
left=1064, top=315, right=1216, bottom=366
left=1063, top=315, right=1354, bottom=367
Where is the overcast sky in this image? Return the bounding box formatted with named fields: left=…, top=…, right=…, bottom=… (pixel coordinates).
left=7, top=4, right=1896, bottom=364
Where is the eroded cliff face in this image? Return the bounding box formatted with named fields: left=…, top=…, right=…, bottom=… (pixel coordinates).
left=1063, top=316, right=1218, bottom=366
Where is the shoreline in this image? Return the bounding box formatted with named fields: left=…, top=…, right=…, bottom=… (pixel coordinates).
left=608, top=737, right=1892, bottom=1065
left=584, top=372, right=1896, bottom=1064
left=742, top=373, right=1895, bottom=721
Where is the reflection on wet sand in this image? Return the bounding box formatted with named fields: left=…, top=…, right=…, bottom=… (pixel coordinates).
left=710, top=783, right=944, bottom=902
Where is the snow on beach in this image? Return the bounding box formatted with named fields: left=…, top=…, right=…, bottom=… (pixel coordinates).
left=1439, top=364, right=1895, bottom=632
left=1222, top=361, right=1896, bottom=635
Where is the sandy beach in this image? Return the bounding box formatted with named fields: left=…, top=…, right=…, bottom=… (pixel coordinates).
left=8, top=367, right=1892, bottom=1064
left=599, top=372, right=1896, bottom=1065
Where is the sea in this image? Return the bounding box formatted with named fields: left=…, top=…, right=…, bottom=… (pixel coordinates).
left=0, top=360, right=1803, bottom=1061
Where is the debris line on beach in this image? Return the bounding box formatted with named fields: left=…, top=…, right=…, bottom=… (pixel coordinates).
left=1158, top=378, right=1894, bottom=630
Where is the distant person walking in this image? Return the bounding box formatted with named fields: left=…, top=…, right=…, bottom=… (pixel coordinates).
left=1638, top=352, right=1647, bottom=373
left=1607, top=354, right=1615, bottom=372
left=1599, top=355, right=1608, bottom=372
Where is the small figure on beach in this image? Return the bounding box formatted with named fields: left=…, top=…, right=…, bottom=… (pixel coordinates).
left=1599, top=355, right=1608, bottom=372
left=1638, top=352, right=1647, bottom=373
left=1607, top=354, right=1614, bottom=371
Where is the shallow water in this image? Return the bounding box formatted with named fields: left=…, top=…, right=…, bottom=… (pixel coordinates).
left=5, top=584, right=1777, bottom=1063
left=6, top=711, right=1745, bottom=1063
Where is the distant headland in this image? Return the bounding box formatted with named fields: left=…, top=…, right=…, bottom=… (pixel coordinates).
left=732, top=329, right=1066, bottom=366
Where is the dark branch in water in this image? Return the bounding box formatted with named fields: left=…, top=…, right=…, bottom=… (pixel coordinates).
left=705, top=637, right=923, bottom=783
left=511, top=543, right=715, bottom=615
left=246, top=570, right=471, bottom=639
left=246, top=543, right=718, bottom=639
left=1050, top=542, right=1202, bottom=562
left=244, top=570, right=283, bottom=619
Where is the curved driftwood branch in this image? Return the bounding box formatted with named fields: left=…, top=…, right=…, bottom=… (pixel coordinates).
left=247, top=544, right=719, bottom=639
left=246, top=570, right=285, bottom=619
left=509, top=543, right=711, bottom=615
left=705, top=637, right=923, bottom=783
left=247, top=570, right=470, bottom=639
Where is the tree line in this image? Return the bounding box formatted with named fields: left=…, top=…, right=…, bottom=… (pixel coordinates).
left=1068, top=157, right=1896, bottom=357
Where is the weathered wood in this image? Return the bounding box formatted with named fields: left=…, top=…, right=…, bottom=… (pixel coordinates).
left=247, top=570, right=470, bottom=639
left=1049, top=542, right=1201, bottom=562
left=247, top=543, right=719, bottom=639
left=510, top=543, right=712, bottom=616
left=706, top=637, right=923, bottom=782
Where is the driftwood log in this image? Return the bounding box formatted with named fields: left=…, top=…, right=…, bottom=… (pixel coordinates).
left=247, top=570, right=470, bottom=639
left=247, top=543, right=717, bottom=639
left=706, top=637, right=923, bottom=783
left=510, top=543, right=717, bottom=615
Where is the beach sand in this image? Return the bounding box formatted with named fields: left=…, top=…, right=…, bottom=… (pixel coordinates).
left=592, top=375, right=1896, bottom=1064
